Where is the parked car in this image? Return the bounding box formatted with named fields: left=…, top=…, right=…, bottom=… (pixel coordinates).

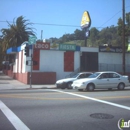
left=71, top=71, right=130, bottom=91
left=56, top=72, right=93, bottom=89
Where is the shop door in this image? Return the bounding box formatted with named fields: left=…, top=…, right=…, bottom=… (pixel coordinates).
left=80, top=52, right=98, bottom=72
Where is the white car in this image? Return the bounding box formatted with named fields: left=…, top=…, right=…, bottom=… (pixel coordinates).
left=56, top=72, right=93, bottom=89
left=71, top=71, right=130, bottom=91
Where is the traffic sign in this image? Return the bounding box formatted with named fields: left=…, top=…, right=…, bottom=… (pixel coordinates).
left=28, top=36, right=37, bottom=45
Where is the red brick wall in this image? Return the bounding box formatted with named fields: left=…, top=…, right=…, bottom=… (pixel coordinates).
left=15, top=72, right=28, bottom=84
left=3, top=70, right=56, bottom=84
left=15, top=72, right=56, bottom=84
left=30, top=72, right=56, bottom=84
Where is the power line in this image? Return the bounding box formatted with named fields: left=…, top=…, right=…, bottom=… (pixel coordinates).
left=32, top=23, right=80, bottom=27
left=0, top=21, right=114, bottom=29
left=0, top=21, right=103, bottom=29
left=99, top=10, right=121, bottom=28
left=99, top=5, right=130, bottom=28
left=0, top=6, right=130, bottom=29
left=0, top=21, right=80, bottom=27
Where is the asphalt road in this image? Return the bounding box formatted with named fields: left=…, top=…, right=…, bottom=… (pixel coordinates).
left=0, top=88, right=130, bottom=130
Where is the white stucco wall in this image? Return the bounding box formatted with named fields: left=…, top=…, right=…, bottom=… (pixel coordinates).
left=40, top=50, right=80, bottom=80
left=25, top=50, right=32, bottom=73
left=99, top=52, right=130, bottom=72
left=99, top=52, right=130, bottom=64
left=13, top=53, right=18, bottom=73
left=12, top=46, right=130, bottom=79
left=99, top=52, right=122, bottom=64
left=18, top=52, right=21, bottom=73
left=22, top=50, right=26, bottom=73
left=126, top=53, right=130, bottom=64
left=13, top=49, right=32, bottom=73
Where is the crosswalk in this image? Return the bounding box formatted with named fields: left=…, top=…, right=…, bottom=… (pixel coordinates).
left=0, top=100, right=30, bottom=130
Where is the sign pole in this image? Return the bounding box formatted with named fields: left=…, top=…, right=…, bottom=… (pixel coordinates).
left=30, top=45, right=33, bottom=89
left=28, top=36, right=37, bottom=89
left=80, top=11, right=91, bottom=47
left=85, top=28, right=87, bottom=46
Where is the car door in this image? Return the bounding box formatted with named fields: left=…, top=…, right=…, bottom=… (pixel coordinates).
left=108, top=72, right=120, bottom=88
left=96, top=73, right=110, bottom=89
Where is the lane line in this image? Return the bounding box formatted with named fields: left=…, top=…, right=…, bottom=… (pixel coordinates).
left=0, top=100, right=30, bottom=130
left=0, top=94, right=130, bottom=100
left=50, top=90, right=130, bottom=111
left=0, top=95, right=86, bottom=100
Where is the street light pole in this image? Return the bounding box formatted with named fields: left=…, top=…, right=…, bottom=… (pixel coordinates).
left=122, top=0, right=125, bottom=74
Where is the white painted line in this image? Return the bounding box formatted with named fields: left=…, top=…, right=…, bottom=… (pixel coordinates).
left=0, top=100, right=30, bottom=130
left=50, top=90, right=130, bottom=111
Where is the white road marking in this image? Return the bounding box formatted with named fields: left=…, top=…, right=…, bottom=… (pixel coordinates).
left=50, top=90, right=130, bottom=111
left=0, top=100, right=30, bottom=130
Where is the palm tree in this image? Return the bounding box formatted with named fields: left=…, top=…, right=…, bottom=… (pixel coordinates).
left=0, top=16, right=36, bottom=68
left=1, top=15, right=36, bottom=51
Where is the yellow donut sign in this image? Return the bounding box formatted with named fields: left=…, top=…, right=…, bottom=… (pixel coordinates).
left=81, top=11, right=91, bottom=29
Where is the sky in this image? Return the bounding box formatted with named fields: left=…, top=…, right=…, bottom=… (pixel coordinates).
left=0, top=0, right=130, bottom=40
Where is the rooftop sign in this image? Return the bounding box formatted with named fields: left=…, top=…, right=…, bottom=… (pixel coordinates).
left=34, top=42, right=50, bottom=50
left=59, top=44, right=76, bottom=51
left=99, top=46, right=130, bottom=53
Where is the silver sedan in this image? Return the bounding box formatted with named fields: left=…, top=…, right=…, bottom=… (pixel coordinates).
left=71, top=71, right=130, bottom=91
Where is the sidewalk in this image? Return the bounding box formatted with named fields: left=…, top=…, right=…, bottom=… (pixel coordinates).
left=0, top=71, right=56, bottom=90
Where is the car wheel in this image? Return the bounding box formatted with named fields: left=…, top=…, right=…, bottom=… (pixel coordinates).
left=67, top=82, right=72, bottom=89
left=56, top=84, right=60, bottom=88
left=61, top=84, right=66, bottom=89
left=87, top=83, right=95, bottom=91
left=118, top=83, right=125, bottom=90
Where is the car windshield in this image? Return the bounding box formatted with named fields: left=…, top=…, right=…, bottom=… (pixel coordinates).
left=71, top=73, right=80, bottom=78
left=88, top=72, right=100, bottom=78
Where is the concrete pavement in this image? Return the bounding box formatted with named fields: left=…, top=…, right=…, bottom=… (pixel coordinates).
left=0, top=71, right=56, bottom=90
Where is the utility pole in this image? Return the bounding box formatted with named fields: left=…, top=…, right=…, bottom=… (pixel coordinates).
left=41, top=30, right=43, bottom=41
left=122, top=0, right=125, bottom=74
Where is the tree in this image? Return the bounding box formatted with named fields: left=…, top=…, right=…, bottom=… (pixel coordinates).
left=125, top=12, right=130, bottom=36
left=117, top=17, right=123, bottom=36
left=117, top=13, right=130, bottom=37
left=1, top=16, right=35, bottom=51
left=89, top=27, right=99, bottom=46
left=74, top=29, right=84, bottom=40
left=0, top=16, right=36, bottom=68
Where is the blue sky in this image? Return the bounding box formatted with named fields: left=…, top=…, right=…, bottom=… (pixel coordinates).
left=0, top=0, right=130, bottom=40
